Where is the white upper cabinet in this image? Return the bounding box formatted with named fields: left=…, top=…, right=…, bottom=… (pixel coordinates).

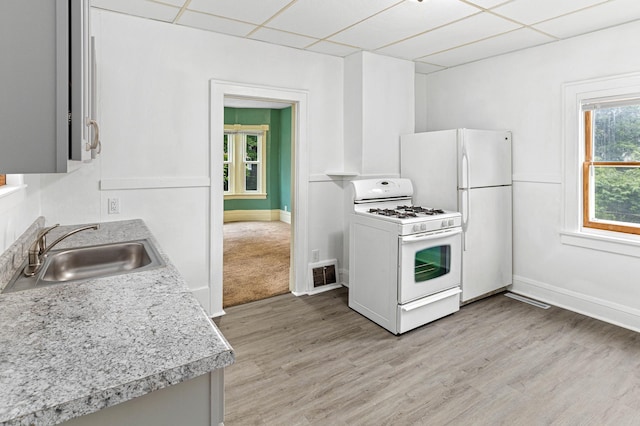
left=0, top=0, right=96, bottom=173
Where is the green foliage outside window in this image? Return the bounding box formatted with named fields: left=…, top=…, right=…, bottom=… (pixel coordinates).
left=592, top=105, right=640, bottom=225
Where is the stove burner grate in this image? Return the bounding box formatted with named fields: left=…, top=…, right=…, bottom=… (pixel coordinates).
left=368, top=206, right=446, bottom=218
left=397, top=205, right=445, bottom=215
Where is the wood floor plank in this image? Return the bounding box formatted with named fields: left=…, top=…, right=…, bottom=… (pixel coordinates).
left=215, top=288, right=640, bottom=425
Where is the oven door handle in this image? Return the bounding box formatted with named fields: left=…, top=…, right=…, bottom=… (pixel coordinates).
left=401, top=227, right=462, bottom=244
left=401, top=287, right=461, bottom=312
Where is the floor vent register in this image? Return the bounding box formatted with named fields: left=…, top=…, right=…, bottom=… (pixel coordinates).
left=504, top=292, right=550, bottom=309
left=311, top=261, right=337, bottom=288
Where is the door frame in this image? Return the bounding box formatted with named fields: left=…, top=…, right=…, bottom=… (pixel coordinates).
left=209, top=80, right=309, bottom=316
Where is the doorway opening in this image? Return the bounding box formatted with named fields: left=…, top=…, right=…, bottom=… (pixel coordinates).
left=209, top=81, right=310, bottom=317
left=222, top=100, right=293, bottom=307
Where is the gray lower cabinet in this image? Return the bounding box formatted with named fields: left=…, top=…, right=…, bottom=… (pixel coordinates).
left=0, top=0, right=94, bottom=173
left=60, top=371, right=226, bottom=426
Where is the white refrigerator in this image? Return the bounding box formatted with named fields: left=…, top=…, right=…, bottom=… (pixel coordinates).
left=400, top=129, right=512, bottom=303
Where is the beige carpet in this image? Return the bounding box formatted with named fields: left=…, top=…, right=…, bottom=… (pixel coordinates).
left=223, top=221, right=291, bottom=308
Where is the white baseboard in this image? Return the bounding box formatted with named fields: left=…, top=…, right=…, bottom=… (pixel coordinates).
left=190, top=285, right=211, bottom=314
left=280, top=209, right=291, bottom=224
left=512, top=275, right=640, bottom=333
left=210, top=309, right=226, bottom=318
left=340, top=268, right=349, bottom=288
left=307, top=283, right=343, bottom=295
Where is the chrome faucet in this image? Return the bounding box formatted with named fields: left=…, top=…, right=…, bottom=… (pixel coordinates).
left=23, top=223, right=100, bottom=276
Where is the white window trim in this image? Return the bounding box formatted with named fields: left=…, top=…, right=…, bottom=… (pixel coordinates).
left=223, top=124, right=268, bottom=199
left=562, top=72, right=640, bottom=257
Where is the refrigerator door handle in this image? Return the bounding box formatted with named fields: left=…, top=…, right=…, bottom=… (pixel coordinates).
left=461, top=148, right=470, bottom=190
left=461, top=188, right=469, bottom=251
left=460, top=144, right=471, bottom=251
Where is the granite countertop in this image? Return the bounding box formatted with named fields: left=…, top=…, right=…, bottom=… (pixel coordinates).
left=0, top=219, right=235, bottom=425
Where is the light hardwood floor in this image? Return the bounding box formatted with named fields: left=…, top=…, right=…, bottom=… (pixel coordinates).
left=215, top=287, right=640, bottom=425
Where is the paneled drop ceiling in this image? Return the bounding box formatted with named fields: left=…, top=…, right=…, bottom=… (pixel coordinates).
left=91, top=0, right=640, bottom=73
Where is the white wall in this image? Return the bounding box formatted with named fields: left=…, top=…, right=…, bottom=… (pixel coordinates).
left=415, top=73, right=428, bottom=133
left=344, top=51, right=415, bottom=175
left=0, top=176, right=41, bottom=253
left=342, top=51, right=415, bottom=281
left=37, top=9, right=345, bottom=312
left=423, top=20, right=640, bottom=330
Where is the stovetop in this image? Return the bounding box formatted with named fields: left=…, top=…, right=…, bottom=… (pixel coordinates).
left=351, top=178, right=462, bottom=235
left=367, top=205, right=447, bottom=219
left=354, top=202, right=462, bottom=235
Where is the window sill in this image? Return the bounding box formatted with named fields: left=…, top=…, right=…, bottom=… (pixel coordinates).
left=560, top=229, right=640, bottom=258
left=224, top=193, right=267, bottom=200
left=0, top=184, right=27, bottom=200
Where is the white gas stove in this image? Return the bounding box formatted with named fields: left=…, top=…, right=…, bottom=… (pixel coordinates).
left=352, top=178, right=461, bottom=235
left=349, top=178, right=463, bottom=335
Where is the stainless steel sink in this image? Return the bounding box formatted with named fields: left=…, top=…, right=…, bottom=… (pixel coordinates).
left=2, top=239, right=165, bottom=294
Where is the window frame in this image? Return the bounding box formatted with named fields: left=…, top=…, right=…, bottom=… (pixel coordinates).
left=582, top=107, right=640, bottom=235
left=223, top=124, right=268, bottom=200
left=561, top=72, right=640, bottom=257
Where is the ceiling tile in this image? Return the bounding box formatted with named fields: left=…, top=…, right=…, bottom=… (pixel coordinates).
left=149, top=0, right=187, bottom=7
left=305, top=41, right=362, bottom=57
left=492, top=0, right=607, bottom=25
left=414, top=61, right=445, bottom=74
left=533, top=0, right=640, bottom=39
left=92, top=0, right=180, bottom=22
left=463, top=0, right=512, bottom=8
left=376, top=12, right=521, bottom=60
left=187, top=0, right=293, bottom=25
left=266, top=0, right=400, bottom=39
left=249, top=28, right=317, bottom=49
left=92, top=0, right=640, bottom=68
left=328, top=0, right=479, bottom=50
left=176, top=10, right=257, bottom=36
left=419, top=28, right=555, bottom=67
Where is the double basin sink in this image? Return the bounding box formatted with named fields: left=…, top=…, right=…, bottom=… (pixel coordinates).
left=2, top=239, right=164, bottom=294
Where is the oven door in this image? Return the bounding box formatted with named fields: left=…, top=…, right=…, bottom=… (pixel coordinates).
left=398, top=227, right=462, bottom=304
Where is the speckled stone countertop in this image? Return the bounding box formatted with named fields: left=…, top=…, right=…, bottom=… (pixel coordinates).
left=0, top=219, right=234, bottom=426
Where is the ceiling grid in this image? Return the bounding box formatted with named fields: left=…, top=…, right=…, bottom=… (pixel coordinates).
left=90, top=0, right=640, bottom=73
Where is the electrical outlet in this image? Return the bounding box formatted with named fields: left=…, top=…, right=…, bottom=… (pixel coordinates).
left=108, top=198, right=120, bottom=215
left=311, top=249, right=320, bottom=263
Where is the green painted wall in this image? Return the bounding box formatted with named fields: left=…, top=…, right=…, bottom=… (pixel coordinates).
left=223, top=107, right=291, bottom=211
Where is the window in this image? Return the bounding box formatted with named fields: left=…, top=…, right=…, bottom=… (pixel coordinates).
left=562, top=73, right=640, bottom=255
left=583, top=98, right=640, bottom=235
left=223, top=124, right=268, bottom=199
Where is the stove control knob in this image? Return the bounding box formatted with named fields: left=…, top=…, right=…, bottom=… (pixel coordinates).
left=413, top=224, right=420, bottom=232
left=420, top=223, right=427, bottom=231
left=448, top=219, right=454, bottom=226
left=441, top=220, right=447, bottom=228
